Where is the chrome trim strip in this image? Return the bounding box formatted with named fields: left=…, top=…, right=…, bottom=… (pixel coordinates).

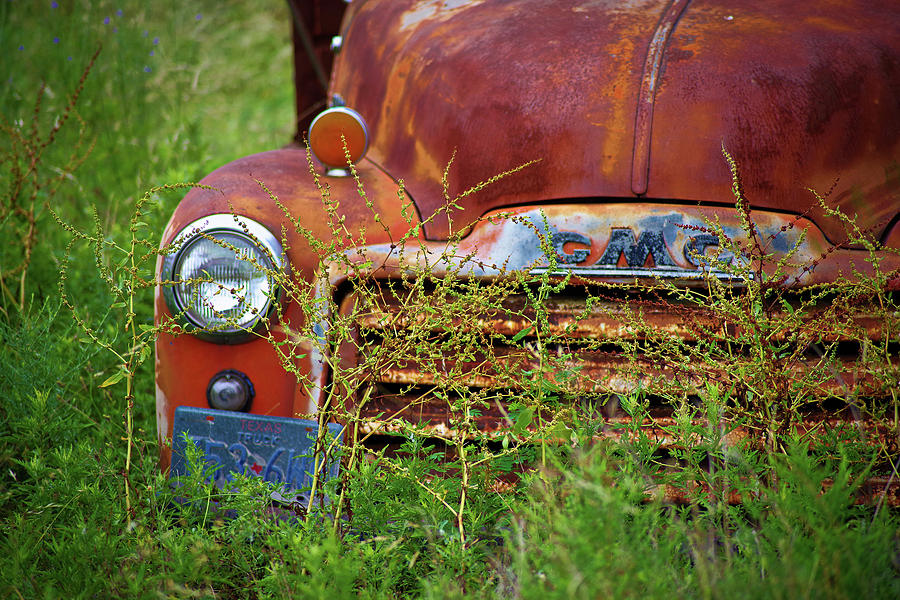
left=529, top=265, right=748, bottom=281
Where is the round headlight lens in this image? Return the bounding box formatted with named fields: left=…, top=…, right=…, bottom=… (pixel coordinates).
left=163, top=215, right=284, bottom=341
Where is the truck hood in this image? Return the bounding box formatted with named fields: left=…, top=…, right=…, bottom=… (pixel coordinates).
left=330, top=0, right=900, bottom=242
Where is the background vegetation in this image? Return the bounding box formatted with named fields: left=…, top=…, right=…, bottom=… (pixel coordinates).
left=1, top=1, right=898, bottom=598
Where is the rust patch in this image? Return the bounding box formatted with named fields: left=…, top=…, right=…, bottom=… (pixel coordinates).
left=331, top=0, right=899, bottom=243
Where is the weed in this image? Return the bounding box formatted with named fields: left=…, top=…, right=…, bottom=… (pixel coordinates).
left=2, top=3, right=899, bottom=598
left=0, top=45, right=98, bottom=315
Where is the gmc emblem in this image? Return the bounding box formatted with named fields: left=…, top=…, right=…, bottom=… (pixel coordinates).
left=533, top=227, right=740, bottom=280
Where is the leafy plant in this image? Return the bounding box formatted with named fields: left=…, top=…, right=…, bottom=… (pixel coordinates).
left=3, top=3, right=899, bottom=598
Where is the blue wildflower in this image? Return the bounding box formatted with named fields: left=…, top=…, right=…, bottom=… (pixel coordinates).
left=149, top=50, right=154, bottom=56
left=195, top=14, right=202, bottom=20
left=116, top=9, right=123, bottom=17
left=18, top=45, right=24, bottom=51
left=144, top=66, right=151, bottom=73
left=104, top=16, right=110, bottom=25
left=53, top=37, right=59, bottom=44
left=153, top=37, right=159, bottom=45
left=51, top=1, right=59, bottom=8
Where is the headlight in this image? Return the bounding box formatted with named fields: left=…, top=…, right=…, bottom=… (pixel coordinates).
left=162, top=215, right=285, bottom=342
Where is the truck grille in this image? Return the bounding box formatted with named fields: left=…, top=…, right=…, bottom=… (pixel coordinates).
left=334, top=277, right=899, bottom=451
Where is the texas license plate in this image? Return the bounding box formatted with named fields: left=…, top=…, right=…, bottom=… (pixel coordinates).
left=170, top=406, right=344, bottom=504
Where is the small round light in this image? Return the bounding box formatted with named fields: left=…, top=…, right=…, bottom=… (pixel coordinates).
left=207, top=369, right=254, bottom=412
left=308, top=107, right=369, bottom=169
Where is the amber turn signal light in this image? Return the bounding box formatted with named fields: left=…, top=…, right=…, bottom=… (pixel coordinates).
left=308, top=107, right=369, bottom=169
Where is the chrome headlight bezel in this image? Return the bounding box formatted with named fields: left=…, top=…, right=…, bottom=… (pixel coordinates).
left=161, top=214, right=286, bottom=344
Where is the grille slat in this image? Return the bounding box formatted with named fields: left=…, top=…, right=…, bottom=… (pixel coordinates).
left=355, top=290, right=895, bottom=342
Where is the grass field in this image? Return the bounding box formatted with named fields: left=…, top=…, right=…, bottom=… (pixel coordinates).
left=2, top=2, right=899, bottom=598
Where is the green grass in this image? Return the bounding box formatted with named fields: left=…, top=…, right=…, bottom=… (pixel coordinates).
left=2, top=2, right=900, bottom=598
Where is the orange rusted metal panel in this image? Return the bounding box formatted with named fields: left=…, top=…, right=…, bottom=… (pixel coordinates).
left=331, top=0, right=899, bottom=244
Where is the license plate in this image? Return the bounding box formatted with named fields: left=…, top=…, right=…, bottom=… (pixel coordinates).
left=170, top=407, right=343, bottom=504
